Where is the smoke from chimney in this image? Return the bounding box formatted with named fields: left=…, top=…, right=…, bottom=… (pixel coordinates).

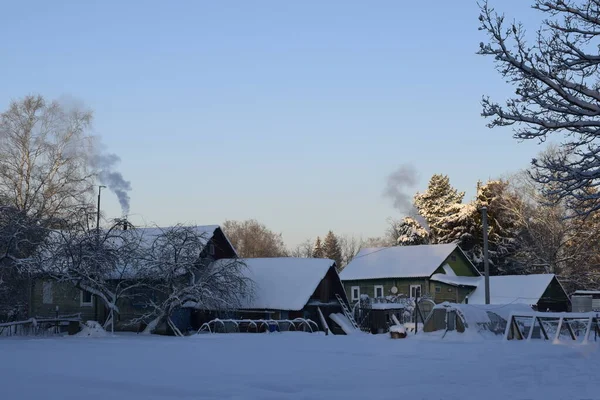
left=90, top=152, right=132, bottom=216
left=383, top=164, right=429, bottom=230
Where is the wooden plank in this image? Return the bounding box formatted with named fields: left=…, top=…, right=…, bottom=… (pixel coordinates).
left=537, top=317, right=549, bottom=340
left=564, top=320, right=577, bottom=341
left=554, top=317, right=564, bottom=342
left=583, top=317, right=593, bottom=343
left=527, top=316, right=536, bottom=341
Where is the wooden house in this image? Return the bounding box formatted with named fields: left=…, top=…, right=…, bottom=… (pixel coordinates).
left=340, top=244, right=481, bottom=304
left=203, top=257, right=351, bottom=334
left=340, top=244, right=571, bottom=334
left=28, top=225, right=237, bottom=333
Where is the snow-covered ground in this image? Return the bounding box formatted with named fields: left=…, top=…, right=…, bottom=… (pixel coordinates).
left=1, top=332, right=599, bottom=400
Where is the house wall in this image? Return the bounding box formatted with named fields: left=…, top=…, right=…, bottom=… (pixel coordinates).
left=342, top=248, right=479, bottom=305
left=428, top=281, right=473, bottom=304
left=432, top=249, right=480, bottom=277
left=343, top=278, right=430, bottom=302
left=30, top=280, right=99, bottom=322
left=537, top=277, right=571, bottom=312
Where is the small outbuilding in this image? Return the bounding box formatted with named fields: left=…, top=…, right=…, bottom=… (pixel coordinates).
left=422, top=302, right=533, bottom=338
left=202, top=257, right=351, bottom=334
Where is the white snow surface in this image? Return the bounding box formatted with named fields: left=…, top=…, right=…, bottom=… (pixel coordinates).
left=340, top=243, right=461, bottom=280
left=370, top=303, right=406, bottom=310
left=573, top=290, right=600, bottom=295
left=442, top=263, right=456, bottom=276
left=215, top=257, right=337, bottom=311
left=2, top=333, right=598, bottom=400
left=430, top=273, right=481, bottom=287
left=75, top=321, right=107, bottom=337
left=329, top=313, right=359, bottom=335
left=389, top=324, right=406, bottom=334
left=468, top=274, right=557, bottom=305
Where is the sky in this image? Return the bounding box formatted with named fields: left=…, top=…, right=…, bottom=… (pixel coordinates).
left=0, top=1, right=549, bottom=247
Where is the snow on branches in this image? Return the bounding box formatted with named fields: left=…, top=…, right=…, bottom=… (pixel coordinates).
left=479, top=0, right=600, bottom=217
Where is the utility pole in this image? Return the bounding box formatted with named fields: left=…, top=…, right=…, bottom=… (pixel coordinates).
left=96, top=185, right=106, bottom=236
left=481, top=206, right=490, bottom=305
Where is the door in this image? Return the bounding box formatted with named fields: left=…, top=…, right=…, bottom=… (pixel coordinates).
left=410, top=285, right=422, bottom=298
left=447, top=310, right=456, bottom=331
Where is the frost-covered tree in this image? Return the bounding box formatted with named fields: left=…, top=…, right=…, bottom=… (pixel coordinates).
left=322, top=231, right=342, bottom=268
left=136, top=225, right=252, bottom=336
left=395, top=217, right=430, bottom=246
left=414, top=174, right=464, bottom=243
left=479, top=0, right=600, bottom=217
left=0, top=95, right=95, bottom=221
left=313, top=236, right=325, bottom=258
left=30, top=213, right=146, bottom=330
left=0, top=206, right=48, bottom=321
left=437, top=180, right=525, bottom=275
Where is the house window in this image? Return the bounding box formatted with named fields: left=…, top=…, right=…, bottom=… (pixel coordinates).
left=435, top=286, right=441, bottom=293
left=80, top=290, right=93, bottom=307
left=410, top=285, right=422, bottom=298
left=42, top=282, right=53, bottom=304
left=208, top=243, right=215, bottom=256
left=374, top=285, right=384, bottom=298
left=351, top=286, right=360, bottom=301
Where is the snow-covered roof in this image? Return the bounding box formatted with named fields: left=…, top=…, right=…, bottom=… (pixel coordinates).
left=132, top=225, right=225, bottom=250
left=215, top=257, right=337, bottom=311
left=340, top=243, right=465, bottom=280
left=430, top=274, right=481, bottom=287
left=467, top=274, right=557, bottom=306
left=573, top=290, right=600, bottom=295
left=370, top=303, right=406, bottom=310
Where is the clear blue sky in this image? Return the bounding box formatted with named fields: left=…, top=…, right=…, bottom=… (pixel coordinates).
left=1, top=1, right=547, bottom=246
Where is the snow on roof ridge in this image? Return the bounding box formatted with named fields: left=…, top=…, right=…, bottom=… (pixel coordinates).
left=341, top=243, right=459, bottom=281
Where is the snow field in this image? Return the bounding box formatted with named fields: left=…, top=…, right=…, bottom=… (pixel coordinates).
left=1, top=332, right=599, bottom=400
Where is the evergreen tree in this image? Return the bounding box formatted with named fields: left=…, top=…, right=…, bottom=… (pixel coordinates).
left=395, top=217, right=430, bottom=246
left=313, top=237, right=325, bottom=258
left=322, top=230, right=343, bottom=267
left=414, top=174, right=464, bottom=243
left=438, top=180, right=524, bottom=275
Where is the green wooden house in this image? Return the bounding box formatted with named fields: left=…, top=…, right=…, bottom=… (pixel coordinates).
left=340, top=243, right=571, bottom=312
left=340, top=244, right=480, bottom=304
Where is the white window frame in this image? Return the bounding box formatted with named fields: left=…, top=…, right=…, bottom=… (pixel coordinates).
left=42, top=281, right=53, bottom=304
left=351, top=286, right=360, bottom=302
left=80, top=290, right=93, bottom=307
left=410, top=285, right=422, bottom=298
left=374, top=285, right=384, bottom=298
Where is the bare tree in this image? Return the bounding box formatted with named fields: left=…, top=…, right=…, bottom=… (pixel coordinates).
left=289, top=238, right=314, bottom=258
left=0, top=96, right=96, bottom=221
left=29, top=212, right=146, bottom=330
left=338, top=235, right=361, bottom=269
left=135, top=225, right=252, bottom=336
left=479, top=0, right=600, bottom=215
left=0, top=206, right=47, bottom=320
left=222, top=219, right=288, bottom=258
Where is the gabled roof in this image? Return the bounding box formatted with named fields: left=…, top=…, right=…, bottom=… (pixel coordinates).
left=340, top=243, right=464, bottom=280
left=467, top=274, right=557, bottom=305
left=131, top=225, right=235, bottom=255
left=214, top=257, right=337, bottom=311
